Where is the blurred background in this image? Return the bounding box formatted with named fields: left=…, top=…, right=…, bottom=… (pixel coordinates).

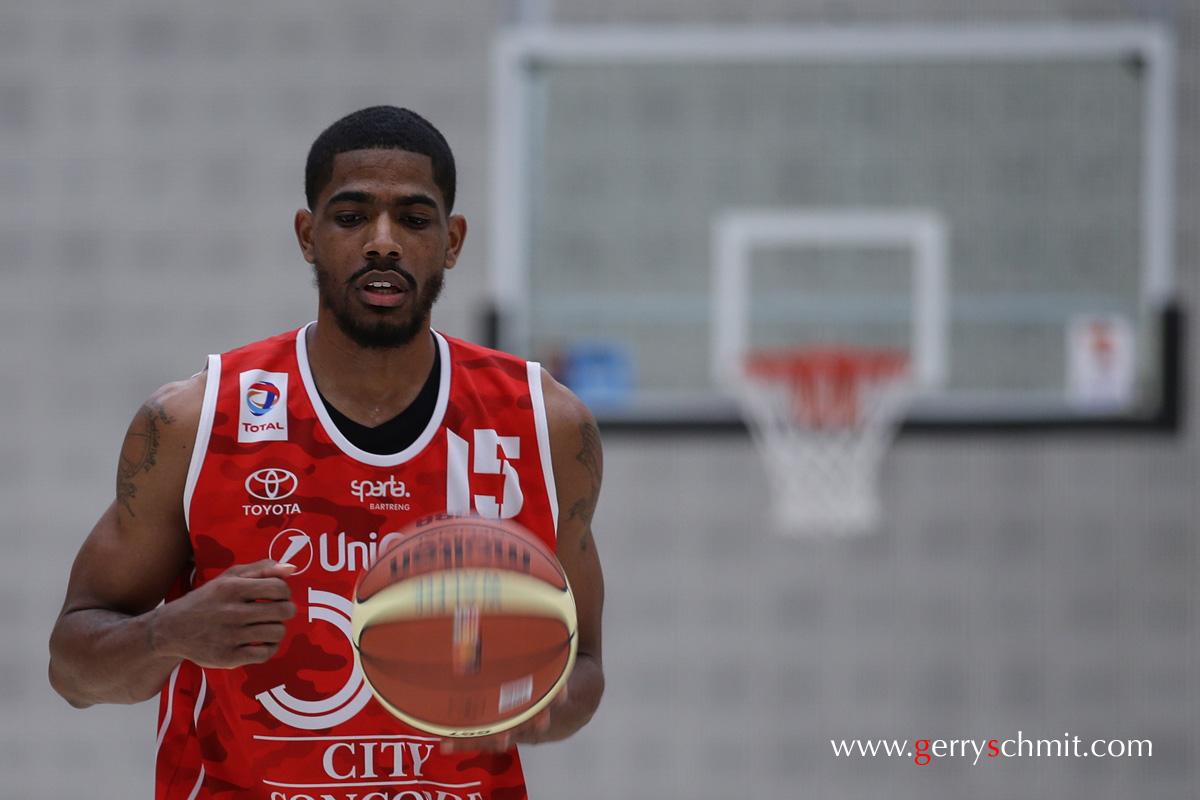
left=3, top=1, right=1197, bottom=798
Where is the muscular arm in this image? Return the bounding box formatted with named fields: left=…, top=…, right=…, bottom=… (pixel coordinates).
left=48, top=375, right=296, bottom=708
left=516, top=369, right=606, bottom=744
left=444, top=369, right=606, bottom=754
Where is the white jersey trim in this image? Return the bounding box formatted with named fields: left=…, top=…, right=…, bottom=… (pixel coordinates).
left=185, top=767, right=205, bottom=800
left=527, top=361, right=559, bottom=536
left=155, top=665, right=181, bottom=755
left=184, top=354, right=221, bottom=531
left=186, top=672, right=207, bottom=800
left=155, top=665, right=209, bottom=797
left=295, top=323, right=451, bottom=467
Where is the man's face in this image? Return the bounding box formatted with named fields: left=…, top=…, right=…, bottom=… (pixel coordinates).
left=295, top=149, right=466, bottom=349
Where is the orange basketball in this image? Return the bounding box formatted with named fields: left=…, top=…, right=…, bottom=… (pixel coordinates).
left=351, top=513, right=577, bottom=738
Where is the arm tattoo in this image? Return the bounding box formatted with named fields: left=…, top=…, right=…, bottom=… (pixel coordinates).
left=116, top=400, right=175, bottom=516
left=567, top=422, right=603, bottom=540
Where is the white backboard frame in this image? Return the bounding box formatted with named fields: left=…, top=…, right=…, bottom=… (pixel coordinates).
left=490, top=23, right=1177, bottom=428
left=711, top=208, right=949, bottom=394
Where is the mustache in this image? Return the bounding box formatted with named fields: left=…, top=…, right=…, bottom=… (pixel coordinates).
left=348, top=263, right=418, bottom=290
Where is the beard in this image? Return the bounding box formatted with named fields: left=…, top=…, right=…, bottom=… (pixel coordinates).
left=313, top=260, right=445, bottom=349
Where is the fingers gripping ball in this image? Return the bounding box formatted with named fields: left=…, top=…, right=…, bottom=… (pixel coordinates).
left=351, top=513, right=577, bottom=738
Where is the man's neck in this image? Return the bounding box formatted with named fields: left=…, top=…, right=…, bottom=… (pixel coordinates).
left=305, top=318, right=437, bottom=428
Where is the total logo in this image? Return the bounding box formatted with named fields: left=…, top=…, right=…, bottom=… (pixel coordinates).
left=244, top=468, right=300, bottom=516
left=268, top=529, right=405, bottom=576
left=238, top=371, right=288, bottom=443
left=246, top=381, right=282, bottom=416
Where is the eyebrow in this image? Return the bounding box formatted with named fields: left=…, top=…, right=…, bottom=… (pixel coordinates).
left=325, top=190, right=440, bottom=211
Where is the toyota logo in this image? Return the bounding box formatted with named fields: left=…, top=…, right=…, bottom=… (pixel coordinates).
left=245, top=468, right=299, bottom=500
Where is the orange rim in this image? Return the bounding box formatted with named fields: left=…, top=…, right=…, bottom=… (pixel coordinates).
left=743, top=346, right=909, bottom=427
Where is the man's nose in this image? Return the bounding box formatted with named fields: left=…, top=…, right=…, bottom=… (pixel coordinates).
left=363, top=218, right=401, bottom=260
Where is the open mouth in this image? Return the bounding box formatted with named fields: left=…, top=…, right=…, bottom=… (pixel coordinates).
left=360, top=277, right=410, bottom=307
left=366, top=280, right=402, bottom=295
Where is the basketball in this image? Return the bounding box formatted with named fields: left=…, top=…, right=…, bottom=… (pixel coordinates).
left=350, top=513, right=577, bottom=738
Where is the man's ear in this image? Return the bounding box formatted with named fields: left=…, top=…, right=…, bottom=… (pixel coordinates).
left=444, top=214, right=467, bottom=270
left=295, top=208, right=315, bottom=264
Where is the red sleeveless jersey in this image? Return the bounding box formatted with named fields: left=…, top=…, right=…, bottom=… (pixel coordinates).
left=156, top=325, right=559, bottom=800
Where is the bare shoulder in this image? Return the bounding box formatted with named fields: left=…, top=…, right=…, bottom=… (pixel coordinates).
left=539, top=367, right=598, bottom=435
left=143, top=370, right=208, bottom=429
left=538, top=368, right=603, bottom=533
left=116, top=370, right=208, bottom=520
left=61, top=369, right=210, bottom=618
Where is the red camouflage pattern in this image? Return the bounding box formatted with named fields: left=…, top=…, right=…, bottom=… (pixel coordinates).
left=155, top=327, right=557, bottom=800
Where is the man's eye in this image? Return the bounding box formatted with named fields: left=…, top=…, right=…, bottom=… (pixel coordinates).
left=404, top=216, right=430, bottom=228
left=334, top=214, right=363, bottom=225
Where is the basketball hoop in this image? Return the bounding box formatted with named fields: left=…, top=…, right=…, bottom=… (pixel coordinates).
left=737, top=346, right=913, bottom=536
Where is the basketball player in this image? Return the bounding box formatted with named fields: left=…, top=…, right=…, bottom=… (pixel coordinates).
left=48, top=106, right=604, bottom=800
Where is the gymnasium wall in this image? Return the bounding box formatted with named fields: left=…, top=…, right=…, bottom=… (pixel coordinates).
left=1, top=1, right=1195, bottom=798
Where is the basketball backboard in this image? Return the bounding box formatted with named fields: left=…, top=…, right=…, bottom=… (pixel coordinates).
left=489, top=24, right=1181, bottom=431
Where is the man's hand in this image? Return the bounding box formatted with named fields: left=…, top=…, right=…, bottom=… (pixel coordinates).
left=439, top=684, right=570, bottom=754
left=150, top=560, right=297, bottom=668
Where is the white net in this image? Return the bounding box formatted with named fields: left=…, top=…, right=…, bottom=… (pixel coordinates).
left=737, top=348, right=913, bottom=536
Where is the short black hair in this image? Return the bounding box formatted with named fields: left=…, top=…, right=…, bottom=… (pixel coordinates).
left=304, top=105, right=457, bottom=212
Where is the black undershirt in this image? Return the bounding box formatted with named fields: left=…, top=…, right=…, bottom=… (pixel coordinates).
left=318, top=345, right=441, bottom=455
